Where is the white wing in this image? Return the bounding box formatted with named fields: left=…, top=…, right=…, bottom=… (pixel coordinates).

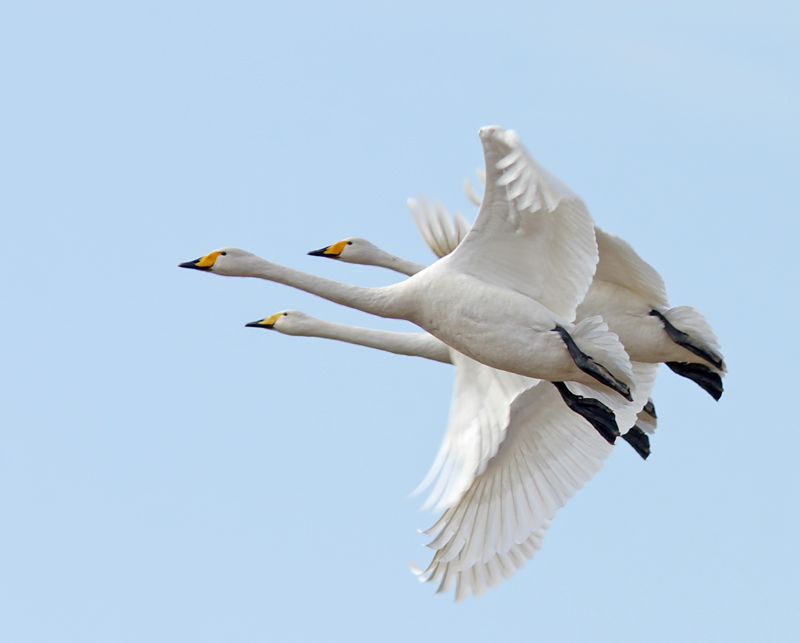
left=415, top=522, right=550, bottom=602
left=448, top=127, right=598, bottom=321
left=417, top=380, right=614, bottom=601
left=408, top=196, right=471, bottom=259
left=463, top=177, right=483, bottom=207
left=594, top=227, right=670, bottom=309
left=415, top=350, right=538, bottom=512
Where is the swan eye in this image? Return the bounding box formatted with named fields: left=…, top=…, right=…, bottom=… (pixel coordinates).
left=347, top=241, right=353, bottom=245
left=221, top=251, right=227, bottom=256
left=283, top=313, right=288, bottom=316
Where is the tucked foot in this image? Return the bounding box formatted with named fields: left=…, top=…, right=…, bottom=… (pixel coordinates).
left=553, top=382, right=620, bottom=445
left=649, top=310, right=724, bottom=370
left=622, top=427, right=651, bottom=460
left=554, top=326, right=633, bottom=401
left=666, top=362, right=724, bottom=400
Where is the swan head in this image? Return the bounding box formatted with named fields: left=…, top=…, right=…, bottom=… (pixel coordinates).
left=179, top=247, right=259, bottom=276
left=245, top=310, right=315, bottom=336
left=306, top=237, right=383, bottom=266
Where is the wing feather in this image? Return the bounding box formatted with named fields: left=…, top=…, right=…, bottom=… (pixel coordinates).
left=408, top=195, right=472, bottom=259
left=418, top=381, right=614, bottom=600
left=448, top=127, right=598, bottom=321
left=594, top=227, right=670, bottom=309
left=414, top=351, right=537, bottom=512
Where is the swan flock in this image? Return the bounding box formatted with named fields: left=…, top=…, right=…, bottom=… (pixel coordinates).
left=180, top=126, right=725, bottom=601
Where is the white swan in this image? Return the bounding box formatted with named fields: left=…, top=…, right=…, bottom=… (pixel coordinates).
left=180, top=126, right=650, bottom=437
left=459, top=172, right=727, bottom=398
left=246, top=309, right=651, bottom=600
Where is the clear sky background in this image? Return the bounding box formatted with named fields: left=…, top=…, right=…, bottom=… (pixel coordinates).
left=2, top=1, right=798, bottom=641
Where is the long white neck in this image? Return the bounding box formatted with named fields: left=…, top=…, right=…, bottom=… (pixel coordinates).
left=243, top=256, right=408, bottom=319
left=291, top=317, right=452, bottom=364
left=366, top=248, right=427, bottom=277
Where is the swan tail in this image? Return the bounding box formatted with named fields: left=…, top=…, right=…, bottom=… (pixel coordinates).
left=656, top=306, right=726, bottom=372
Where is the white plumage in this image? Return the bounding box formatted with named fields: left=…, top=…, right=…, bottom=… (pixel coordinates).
left=179, top=124, right=723, bottom=601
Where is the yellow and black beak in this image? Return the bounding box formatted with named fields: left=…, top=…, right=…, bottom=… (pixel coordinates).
left=179, top=250, right=224, bottom=271
left=179, top=258, right=210, bottom=271
left=308, top=240, right=347, bottom=258
left=245, top=312, right=282, bottom=330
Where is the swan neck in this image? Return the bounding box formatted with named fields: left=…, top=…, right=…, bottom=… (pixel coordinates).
left=301, top=319, right=452, bottom=364
left=247, top=257, right=402, bottom=318
left=372, top=250, right=426, bottom=277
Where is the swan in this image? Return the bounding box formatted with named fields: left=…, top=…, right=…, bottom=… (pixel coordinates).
left=180, top=127, right=652, bottom=438
left=247, top=309, right=655, bottom=600
left=459, top=171, right=727, bottom=399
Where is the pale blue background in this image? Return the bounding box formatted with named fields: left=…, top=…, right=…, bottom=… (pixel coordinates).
left=2, top=1, right=798, bottom=641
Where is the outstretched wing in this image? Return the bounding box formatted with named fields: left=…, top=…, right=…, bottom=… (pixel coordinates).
left=414, top=351, right=538, bottom=513
left=417, top=380, right=614, bottom=601
left=414, top=523, right=550, bottom=602
left=408, top=196, right=472, bottom=259
left=594, top=227, right=670, bottom=309
left=448, top=126, right=598, bottom=321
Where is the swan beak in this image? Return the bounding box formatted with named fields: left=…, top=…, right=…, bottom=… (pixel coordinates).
left=179, top=258, right=210, bottom=271
left=308, top=240, right=347, bottom=258
left=245, top=312, right=282, bottom=329
left=179, top=250, right=223, bottom=271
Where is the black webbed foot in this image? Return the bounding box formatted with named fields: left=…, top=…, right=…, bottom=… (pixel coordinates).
left=622, top=426, right=651, bottom=460
left=553, top=326, right=633, bottom=401
left=649, top=310, right=724, bottom=370
left=665, top=362, right=723, bottom=400
left=553, top=382, right=619, bottom=445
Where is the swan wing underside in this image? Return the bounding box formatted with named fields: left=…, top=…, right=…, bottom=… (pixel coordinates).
left=419, top=381, right=613, bottom=590
left=415, top=522, right=550, bottom=602
left=415, top=351, right=537, bottom=513
left=448, top=127, right=598, bottom=321
left=595, top=227, right=670, bottom=309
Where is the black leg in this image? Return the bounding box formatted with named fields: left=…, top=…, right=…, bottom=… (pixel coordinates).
left=649, top=310, right=724, bottom=370
left=666, top=362, right=724, bottom=401
left=622, top=426, right=651, bottom=460
left=553, top=382, right=620, bottom=445
left=553, top=326, right=632, bottom=401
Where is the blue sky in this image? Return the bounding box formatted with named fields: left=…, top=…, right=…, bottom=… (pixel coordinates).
left=2, top=1, right=799, bottom=641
